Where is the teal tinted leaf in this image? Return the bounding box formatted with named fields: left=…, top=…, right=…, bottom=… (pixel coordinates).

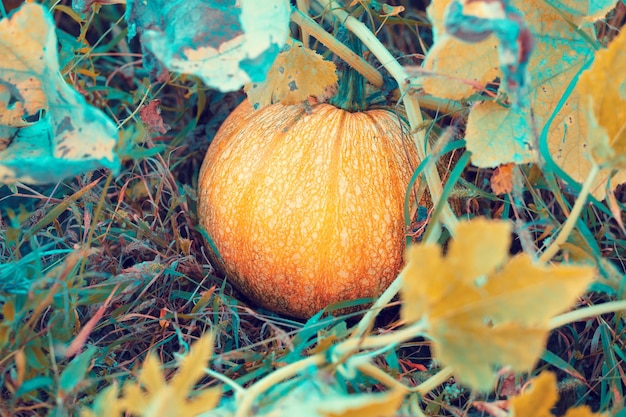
left=0, top=3, right=120, bottom=185
left=14, top=376, right=54, bottom=398
left=126, top=0, right=289, bottom=91
left=59, top=347, right=96, bottom=393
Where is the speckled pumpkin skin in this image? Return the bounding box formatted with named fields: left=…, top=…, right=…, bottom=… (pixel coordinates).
left=198, top=99, right=419, bottom=318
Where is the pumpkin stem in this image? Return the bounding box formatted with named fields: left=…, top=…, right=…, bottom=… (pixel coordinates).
left=330, top=27, right=367, bottom=112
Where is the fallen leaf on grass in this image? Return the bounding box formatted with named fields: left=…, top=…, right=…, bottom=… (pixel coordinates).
left=491, top=163, right=515, bottom=195
left=0, top=3, right=119, bottom=184
left=401, top=218, right=595, bottom=391
left=139, top=100, right=170, bottom=134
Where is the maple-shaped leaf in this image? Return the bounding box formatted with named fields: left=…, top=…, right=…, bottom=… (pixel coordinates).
left=509, top=371, right=607, bottom=417
left=81, top=333, right=221, bottom=417
left=576, top=26, right=626, bottom=170
left=245, top=39, right=338, bottom=108
left=126, top=0, right=289, bottom=92
left=401, top=218, right=595, bottom=391
left=0, top=3, right=120, bottom=184
left=421, top=0, right=626, bottom=198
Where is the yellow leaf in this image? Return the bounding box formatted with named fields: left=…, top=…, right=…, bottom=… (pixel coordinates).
left=420, top=0, right=500, bottom=99
left=465, top=101, right=537, bottom=166
left=546, top=84, right=626, bottom=199
left=170, top=333, right=214, bottom=397
left=379, top=4, right=404, bottom=18
left=576, top=27, right=626, bottom=170
left=510, top=371, right=607, bottom=417
left=401, top=245, right=454, bottom=323
left=140, top=354, right=166, bottom=395
left=446, top=218, right=511, bottom=284
left=2, top=300, right=15, bottom=321
left=82, top=382, right=125, bottom=417
left=144, top=386, right=178, bottom=417
left=548, top=0, right=617, bottom=25
left=476, top=255, right=594, bottom=323
left=401, top=218, right=595, bottom=391
left=82, top=332, right=221, bottom=416
left=121, top=382, right=149, bottom=414
left=184, top=387, right=223, bottom=416
left=431, top=321, right=548, bottom=390
left=509, top=372, right=558, bottom=417
left=245, top=39, right=337, bottom=108
left=491, top=163, right=515, bottom=195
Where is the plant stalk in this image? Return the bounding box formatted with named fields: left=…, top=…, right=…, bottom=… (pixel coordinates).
left=539, top=163, right=599, bottom=263
left=412, top=365, right=454, bottom=394
left=549, top=300, right=626, bottom=329
left=290, top=8, right=464, bottom=116
left=234, top=320, right=428, bottom=417
left=234, top=355, right=325, bottom=417
left=353, top=267, right=406, bottom=338
left=290, top=7, right=383, bottom=88
left=295, top=0, right=312, bottom=48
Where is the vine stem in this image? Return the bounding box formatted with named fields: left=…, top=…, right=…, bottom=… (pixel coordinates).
left=289, top=8, right=463, bottom=115
left=234, top=321, right=429, bottom=417
left=295, top=0, right=312, bottom=48
left=539, top=163, right=600, bottom=263
left=352, top=266, right=406, bottom=338
left=233, top=355, right=325, bottom=417
left=290, top=7, right=383, bottom=88
left=412, top=365, right=454, bottom=394
left=549, top=300, right=626, bottom=329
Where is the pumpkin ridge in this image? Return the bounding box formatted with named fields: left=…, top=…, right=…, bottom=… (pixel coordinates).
left=229, top=103, right=346, bottom=311
left=318, top=106, right=348, bottom=307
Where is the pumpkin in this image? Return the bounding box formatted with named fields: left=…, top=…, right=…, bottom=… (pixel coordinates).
left=197, top=97, right=419, bottom=318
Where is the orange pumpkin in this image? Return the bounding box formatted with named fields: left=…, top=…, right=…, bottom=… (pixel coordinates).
left=197, top=98, right=419, bottom=318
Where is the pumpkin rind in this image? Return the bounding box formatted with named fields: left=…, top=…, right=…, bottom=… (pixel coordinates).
left=198, top=99, right=419, bottom=318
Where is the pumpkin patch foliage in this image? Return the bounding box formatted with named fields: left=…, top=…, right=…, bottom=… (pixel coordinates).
left=0, top=1, right=625, bottom=417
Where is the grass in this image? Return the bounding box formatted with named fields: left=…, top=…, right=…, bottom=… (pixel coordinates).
left=0, top=0, right=625, bottom=416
